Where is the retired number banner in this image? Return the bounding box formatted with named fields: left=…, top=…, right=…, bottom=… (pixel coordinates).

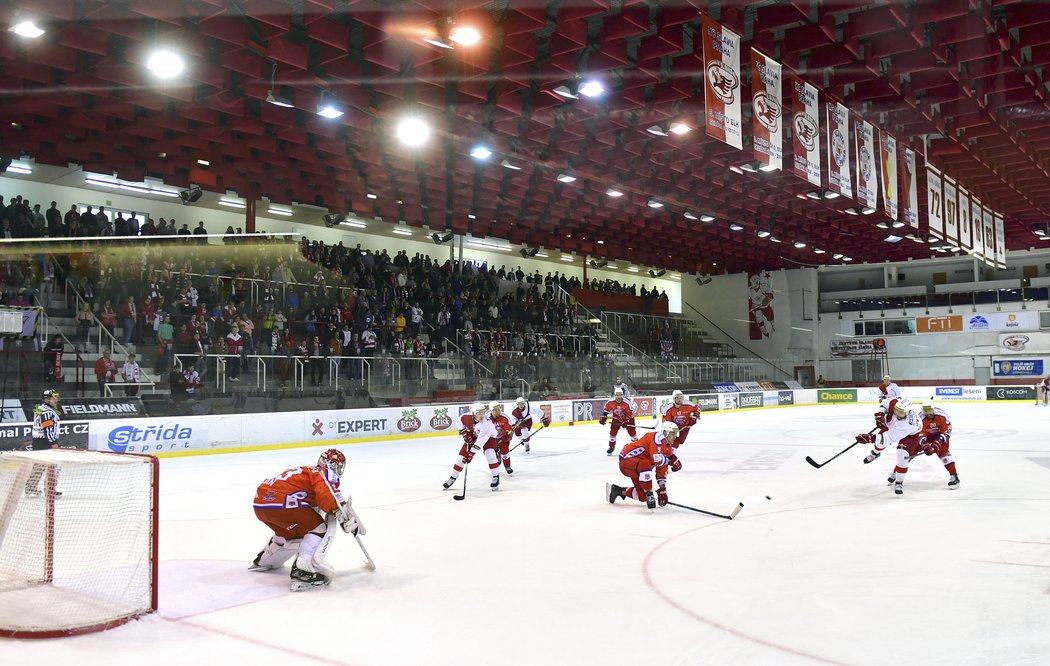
left=971, top=197, right=984, bottom=257
left=880, top=133, right=898, bottom=220
left=994, top=213, right=1006, bottom=268
left=855, top=121, right=878, bottom=210
left=751, top=49, right=782, bottom=170
left=957, top=184, right=971, bottom=251
left=702, top=16, right=742, bottom=150
left=943, top=175, right=958, bottom=243
left=791, top=75, right=821, bottom=186
left=903, top=147, right=919, bottom=228
left=926, top=164, right=943, bottom=239
left=982, top=206, right=995, bottom=265
left=826, top=102, right=852, bottom=197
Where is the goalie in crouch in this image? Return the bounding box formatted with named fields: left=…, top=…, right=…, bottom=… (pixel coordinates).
left=251, top=448, right=365, bottom=591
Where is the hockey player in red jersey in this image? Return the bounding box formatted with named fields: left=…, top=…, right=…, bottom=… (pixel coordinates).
left=600, top=388, right=638, bottom=455
left=888, top=402, right=960, bottom=491
left=606, top=421, right=680, bottom=509
left=511, top=396, right=550, bottom=454
left=661, top=389, right=699, bottom=451
left=490, top=401, right=516, bottom=474
left=251, top=448, right=364, bottom=591
left=857, top=397, right=922, bottom=494
left=442, top=402, right=502, bottom=491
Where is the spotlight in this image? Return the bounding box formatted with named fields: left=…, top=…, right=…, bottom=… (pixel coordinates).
left=266, top=62, right=293, bottom=108
left=179, top=186, right=202, bottom=205
left=649, top=269, right=666, bottom=278
left=578, top=80, right=604, bottom=97
left=589, top=259, right=608, bottom=268
left=470, top=146, right=492, bottom=160
left=317, top=92, right=344, bottom=119
left=146, top=49, right=185, bottom=78
left=449, top=26, right=482, bottom=46
left=431, top=232, right=454, bottom=244
left=397, top=117, right=430, bottom=146
left=323, top=213, right=346, bottom=228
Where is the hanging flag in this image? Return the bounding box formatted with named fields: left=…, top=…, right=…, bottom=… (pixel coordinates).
left=993, top=213, right=1006, bottom=269
left=826, top=102, right=852, bottom=198
left=790, top=75, right=821, bottom=186
left=855, top=121, right=878, bottom=210
left=926, top=164, right=943, bottom=239
left=903, top=147, right=919, bottom=228
left=957, top=185, right=971, bottom=251
left=972, top=198, right=985, bottom=258
left=943, top=175, right=958, bottom=243
left=751, top=49, right=782, bottom=170
left=982, top=205, right=995, bottom=264
left=702, top=16, right=742, bottom=150
left=880, top=133, right=898, bottom=220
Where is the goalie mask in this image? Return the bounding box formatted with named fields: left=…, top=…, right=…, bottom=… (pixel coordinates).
left=318, top=448, right=346, bottom=477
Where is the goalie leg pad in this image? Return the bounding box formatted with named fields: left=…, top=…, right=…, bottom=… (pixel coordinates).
left=295, top=521, right=335, bottom=577
left=252, top=536, right=301, bottom=571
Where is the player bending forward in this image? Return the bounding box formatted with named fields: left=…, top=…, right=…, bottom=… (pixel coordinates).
left=511, top=396, right=549, bottom=453
left=600, top=388, right=638, bottom=455
left=887, top=402, right=960, bottom=492
left=443, top=402, right=502, bottom=491
left=251, top=448, right=365, bottom=591
left=661, top=389, right=699, bottom=450
left=857, top=398, right=922, bottom=495
left=607, top=421, right=680, bottom=509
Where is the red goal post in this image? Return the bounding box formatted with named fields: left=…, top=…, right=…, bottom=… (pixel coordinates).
left=0, top=449, right=158, bottom=638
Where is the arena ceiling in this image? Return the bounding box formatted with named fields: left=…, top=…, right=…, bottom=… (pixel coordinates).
left=3, top=0, right=1050, bottom=274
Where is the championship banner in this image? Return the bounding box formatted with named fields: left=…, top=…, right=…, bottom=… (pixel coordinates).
left=855, top=121, right=878, bottom=210
left=971, top=197, right=984, bottom=257
left=702, top=16, right=742, bottom=150
left=826, top=102, right=852, bottom=197
left=994, top=213, right=1006, bottom=268
left=982, top=206, right=995, bottom=265
left=751, top=49, right=782, bottom=170
left=943, top=175, right=958, bottom=243
left=926, top=164, right=943, bottom=239
left=958, top=185, right=972, bottom=251
left=790, top=75, right=820, bottom=186
left=880, top=133, right=898, bottom=220
left=903, top=147, right=919, bottom=228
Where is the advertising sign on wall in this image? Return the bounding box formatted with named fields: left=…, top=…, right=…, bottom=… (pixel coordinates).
left=986, top=386, right=1036, bottom=400
left=0, top=421, right=89, bottom=452
left=999, top=332, right=1049, bottom=353
left=690, top=394, right=720, bottom=412
left=818, top=389, right=857, bottom=403
left=738, top=392, right=763, bottom=409
left=992, top=359, right=1044, bottom=377
left=830, top=338, right=886, bottom=357
left=966, top=312, right=1038, bottom=332
left=934, top=387, right=984, bottom=400
left=713, top=383, right=740, bottom=392
left=777, top=391, right=795, bottom=405
left=916, top=315, right=963, bottom=333
left=719, top=393, right=740, bottom=410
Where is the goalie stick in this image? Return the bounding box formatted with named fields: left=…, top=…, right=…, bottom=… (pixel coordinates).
left=319, top=474, right=377, bottom=571
left=666, top=500, right=744, bottom=520
left=805, top=427, right=879, bottom=469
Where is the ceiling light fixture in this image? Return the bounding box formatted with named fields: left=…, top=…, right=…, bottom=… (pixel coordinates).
left=832, top=253, right=844, bottom=259
left=218, top=199, right=246, bottom=209
left=759, top=163, right=778, bottom=172
left=392, top=228, right=412, bottom=236
left=729, top=223, right=744, bottom=231
left=812, top=248, right=826, bottom=254
left=578, top=80, right=604, bottom=97
left=501, top=159, right=521, bottom=170
left=606, top=188, right=624, bottom=197
left=196, top=159, right=210, bottom=166
left=756, top=229, right=771, bottom=238
left=560, top=255, right=575, bottom=262
left=876, top=221, right=891, bottom=229
left=470, top=146, right=492, bottom=160
left=842, top=256, right=853, bottom=261
left=793, top=241, right=806, bottom=248
left=647, top=199, right=664, bottom=208
left=552, top=85, right=578, bottom=100
left=700, top=213, right=716, bottom=222
left=557, top=173, right=577, bottom=183
left=367, top=193, right=377, bottom=199
left=397, top=117, right=430, bottom=146
left=739, top=161, right=760, bottom=173
left=684, top=212, right=698, bottom=220
left=668, top=122, right=692, bottom=135
left=769, top=235, right=783, bottom=243
left=10, top=20, right=45, bottom=38
left=824, top=190, right=841, bottom=199
left=146, top=49, right=185, bottom=79
left=341, top=220, right=367, bottom=229
left=861, top=207, right=876, bottom=215
left=316, top=91, right=343, bottom=119
left=844, top=207, right=859, bottom=215
left=449, top=26, right=481, bottom=46
left=266, top=62, right=294, bottom=108
left=467, top=214, right=476, bottom=219
left=268, top=208, right=293, bottom=217
left=3, top=162, right=32, bottom=175
left=646, top=125, right=669, bottom=137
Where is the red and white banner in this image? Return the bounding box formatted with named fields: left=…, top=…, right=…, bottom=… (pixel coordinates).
left=702, top=16, right=742, bottom=150
left=994, top=213, right=1006, bottom=268
left=790, top=76, right=821, bottom=186
left=826, top=102, right=852, bottom=197
left=982, top=206, right=995, bottom=265
left=943, top=175, right=958, bottom=243
left=971, top=198, right=985, bottom=257
left=926, top=164, right=943, bottom=239
left=880, top=133, right=898, bottom=220
left=751, top=49, right=782, bottom=170
left=903, top=147, right=919, bottom=228
left=957, top=184, right=971, bottom=251
left=855, top=121, right=878, bottom=210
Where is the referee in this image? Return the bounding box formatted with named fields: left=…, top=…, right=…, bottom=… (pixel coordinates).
left=25, top=389, right=61, bottom=497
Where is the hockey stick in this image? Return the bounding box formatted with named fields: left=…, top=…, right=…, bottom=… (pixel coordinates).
left=667, top=501, right=744, bottom=520
left=508, top=424, right=547, bottom=454
left=611, top=417, right=658, bottom=430
left=805, top=427, right=878, bottom=469
left=319, top=474, right=376, bottom=571
left=453, top=460, right=469, bottom=501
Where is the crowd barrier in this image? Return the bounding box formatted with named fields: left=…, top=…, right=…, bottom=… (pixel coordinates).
left=0, top=383, right=1040, bottom=455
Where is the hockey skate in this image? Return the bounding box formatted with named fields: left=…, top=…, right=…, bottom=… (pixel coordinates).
left=887, top=474, right=896, bottom=485
left=863, top=450, right=881, bottom=464
left=524, top=442, right=530, bottom=454
left=606, top=444, right=615, bottom=456
left=249, top=551, right=274, bottom=572
left=606, top=483, right=624, bottom=504
left=442, top=476, right=456, bottom=490
left=490, top=475, right=500, bottom=491
left=504, top=463, right=513, bottom=475
left=289, top=564, right=330, bottom=592
left=948, top=474, right=960, bottom=489
left=894, top=483, right=903, bottom=495
left=645, top=492, right=657, bottom=510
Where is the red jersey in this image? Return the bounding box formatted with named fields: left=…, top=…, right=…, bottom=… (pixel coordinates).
left=921, top=409, right=952, bottom=439
left=253, top=466, right=340, bottom=514
left=490, top=413, right=513, bottom=441
left=618, top=432, right=673, bottom=469
left=661, top=403, right=698, bottom=429
left=602, top=399, right=634, bottom=422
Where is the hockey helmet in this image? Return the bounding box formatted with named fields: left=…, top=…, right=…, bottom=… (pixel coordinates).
left=317, top=448, right=346, bottom=477
left=892, top=398, right=912, bottom=417
left=42, top=389, right=60, bottom=401
left=613, top=388, right=624, bottom=398
left=921, top=399, right=935, bottom=415
left=672, top=389, right=684, bottom=404
left=882, top=375, right=892, bottom=383
left=489, top=401, right=503, bottom=415
left=659, top=421, right=680, bottom=439
left=515, top=396, right=526, bottom=408
left=470, top=402, right=488, bottom=416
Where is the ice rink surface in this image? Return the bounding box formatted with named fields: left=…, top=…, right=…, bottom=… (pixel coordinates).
left=3, top=402, right=1050, bottom=665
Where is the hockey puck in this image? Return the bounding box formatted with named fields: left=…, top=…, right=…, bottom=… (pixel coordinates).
left=765, top=495, right=772, bottom=500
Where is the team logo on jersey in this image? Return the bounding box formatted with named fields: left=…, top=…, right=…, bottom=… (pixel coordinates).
left=397, top=409, right=421, bottom=433
left=706, top=60, right=739, bottom=104
left=793, top=112, right=818, bottom=151
left=430, top=407, right=452, bottom=431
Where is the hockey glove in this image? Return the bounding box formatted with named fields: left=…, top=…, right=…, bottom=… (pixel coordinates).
left=656, top=488, right=668, bottom=507
left=340, top=513, right=361, bottom=535
left=919, top=438, right=937, bottom=456
left=856, top=432, right=876, bottom=444
left=599, top=416, right=607, bottom=426
left=541, top=416, right=551, bottom=427
left=669, top=455, right=683, bottom=473
left=463, top=444, right=480, bottom=464
left=874, top=412, right=888, bottom=432
left=461, top=430, right=477, bottom=445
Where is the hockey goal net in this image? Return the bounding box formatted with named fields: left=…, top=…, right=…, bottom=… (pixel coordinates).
left=0, top=449, right=158, bottom=638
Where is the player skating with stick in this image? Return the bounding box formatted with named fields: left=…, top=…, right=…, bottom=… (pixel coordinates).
left=606, top=421, right=680, bottom=510
left=599, top=388, right=638, bottom=455
left=442, top=402, right=501, bottom=494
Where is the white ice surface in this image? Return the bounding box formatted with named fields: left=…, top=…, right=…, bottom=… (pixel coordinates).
left=2, top=402, right=1049, bottom=665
